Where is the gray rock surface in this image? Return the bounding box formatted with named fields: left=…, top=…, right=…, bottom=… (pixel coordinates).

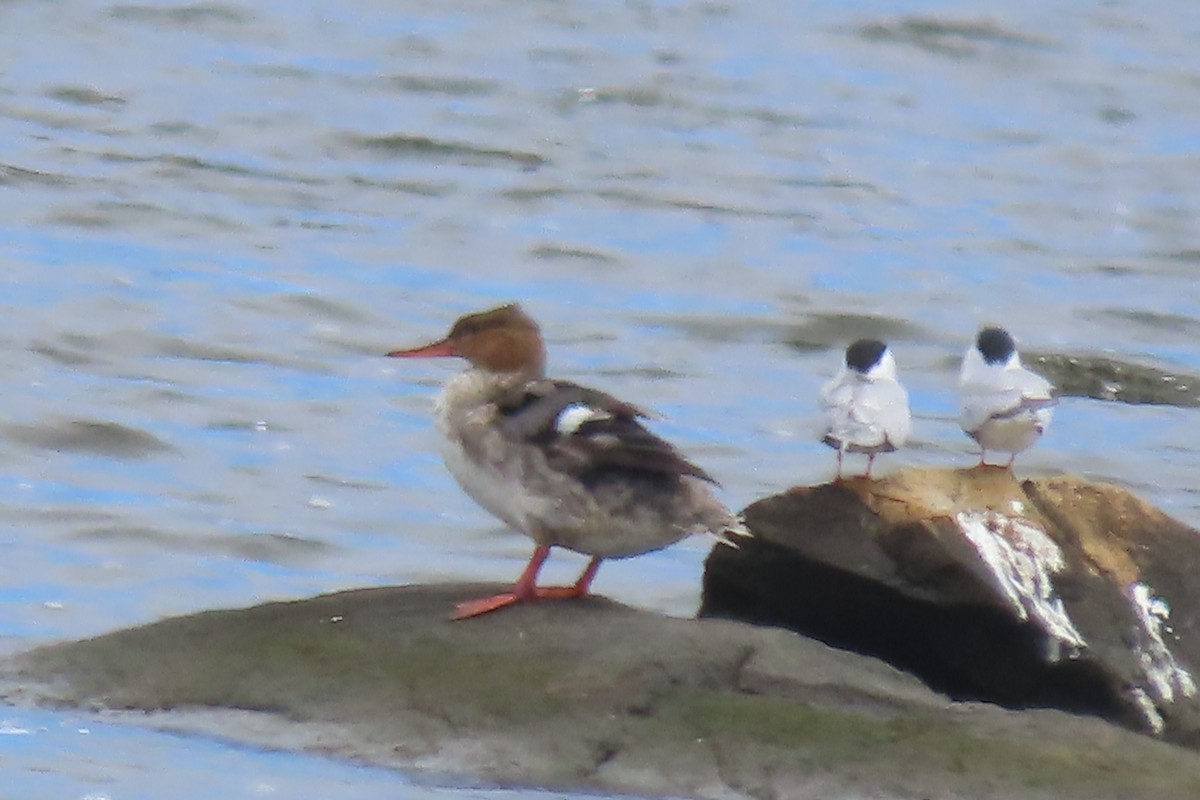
left=7, top=583, right=1200, bottom=799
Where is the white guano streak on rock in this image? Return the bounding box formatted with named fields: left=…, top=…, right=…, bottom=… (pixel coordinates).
left=1128, top=688, right=1163, bottom=736
left=1127, top=582, right=1197, bottom=734
left=955, top=510, right=1087, bottom=657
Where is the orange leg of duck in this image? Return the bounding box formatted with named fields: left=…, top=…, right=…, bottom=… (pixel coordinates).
left=453, top=545, right=603, bottom=620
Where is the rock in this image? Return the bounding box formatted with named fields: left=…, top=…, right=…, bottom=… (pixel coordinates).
left=702, top=466, right=1200, bottom=744
left=7, top=583, right=1200, bottom=799
left=1026, top=351, right=1200, bottom=407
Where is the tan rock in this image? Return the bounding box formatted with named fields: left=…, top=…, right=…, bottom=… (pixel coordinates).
left=703, top=466, right=1200, bottom=740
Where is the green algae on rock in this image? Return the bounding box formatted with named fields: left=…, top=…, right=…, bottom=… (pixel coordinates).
left=1026, top=351, right=1200, bottom=406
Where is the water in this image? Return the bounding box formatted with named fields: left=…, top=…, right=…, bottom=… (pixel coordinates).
left=3, top=0, right=1200, bottom=795
left=1, top=706, right=523, bottom=800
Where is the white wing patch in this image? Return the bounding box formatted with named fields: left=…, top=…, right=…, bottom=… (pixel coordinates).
left=554, top=403, right=610, bottom=435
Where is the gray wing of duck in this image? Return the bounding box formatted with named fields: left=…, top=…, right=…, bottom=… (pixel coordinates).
left=494, top=379, right=715, bottom=484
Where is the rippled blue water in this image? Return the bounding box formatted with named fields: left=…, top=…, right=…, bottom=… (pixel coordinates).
left=2, top=705, right=650, bottom=800
left=4, top=0, right=1200, bottom=796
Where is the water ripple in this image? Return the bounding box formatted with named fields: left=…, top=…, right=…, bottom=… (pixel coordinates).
left=6, top=420, right=172, bottom=458
left=858, top=15, right=1056, bottom=57
left=347, top=133, right=547, bottom=170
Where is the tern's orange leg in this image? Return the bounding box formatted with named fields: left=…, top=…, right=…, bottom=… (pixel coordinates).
left=453, top=548, right=604, bottom=620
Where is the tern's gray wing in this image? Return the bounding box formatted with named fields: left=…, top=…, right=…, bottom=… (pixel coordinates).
left=870, top=379, right=914, bottom=446
left=824, top=378, right=911, bottom=451
left=857, top=379, right=913, bottom=448
left=1013, top=367, right=1055, bottom=403
left=1011, top=367, right=1057, bottom=429
left=960, top=368, right=1056, bottom=433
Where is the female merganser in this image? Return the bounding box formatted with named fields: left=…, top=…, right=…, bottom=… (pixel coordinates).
left=959, top=326, right=1057, bottom=468
left=387, top=303, right=744, bottom=619
left=819, top=339, right=912, bottom=480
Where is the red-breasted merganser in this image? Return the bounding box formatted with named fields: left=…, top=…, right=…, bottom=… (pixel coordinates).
left=388, top=303, right=744, bottom=619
